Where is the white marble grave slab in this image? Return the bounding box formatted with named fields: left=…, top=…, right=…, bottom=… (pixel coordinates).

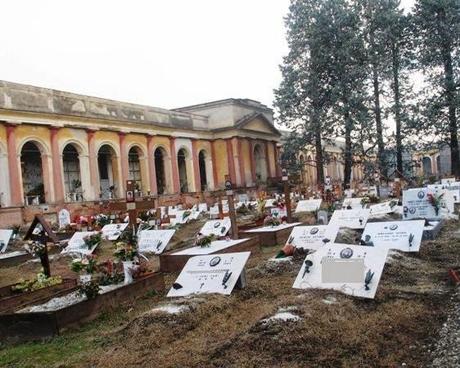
left=167, top=251, right=251, bottom=297
left=0, top=229, right=13, bottom=253
left=369, top=200, right=398, bottom=217
left=138, top=229, right=176, bottom=254
left=199, top=217, right=231, bottom=237
left=62, top=231, right=99, bottom=255
left=173, top=238, right=249, bottom=255
left=342, top=197, right=365, bottom=209
left=293, top=243, right=388, bottom=299
left=403, top=188, right=444, bottom=220
left=58, top=209, right=71, bottom=228
left=329, top=209, right=370, bottom=229
left=361, top=220, right=425, bottom=252
left=101, top=223, right=129, bottom=240
left=286, top=225, right=339, bottom=250
left=441, top=178, right=457, bottom=185
left=295, top=199, right=322, bottom=213
left=244, top=222, right=302, bottom=233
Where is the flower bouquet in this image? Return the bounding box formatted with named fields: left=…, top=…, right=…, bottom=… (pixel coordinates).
left=79, top=281, right=100, bottom=299
left=83, top=232, right=102, bottom=250
left=93, top=214, right=110, bottom=228
left=360, top=196, right=371, bottom=208
left=182, top=210, right=192, bottom=221
left=114, top=242, right=138, bottom=284
left=194, top=234, right=215, bottom=248
left=427, top=193, right=444, bottom=216
left=263, top=216, right=281, bottom=227
left=70, top=255, right=98, bottom=283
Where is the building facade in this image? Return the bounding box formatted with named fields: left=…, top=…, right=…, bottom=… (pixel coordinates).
left=0, top=81, right=281, bottom=221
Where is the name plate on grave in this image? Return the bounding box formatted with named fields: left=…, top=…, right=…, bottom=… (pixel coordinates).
left=167, top=251, right=251, bottom=297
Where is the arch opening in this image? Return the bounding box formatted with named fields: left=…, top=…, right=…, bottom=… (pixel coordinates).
left=254, top=144, right=267, bottom=182
left=178, top=148, right=189, bottom=193
left=98, top=144, right=118, bottom=199
left=128, top=147, right=142, bottom=192
left=21, top=142, right=45, bottom=205
left=198, top=150, right=208, bottom=191
left=63, top=144, right=83, bottom=202
left=155, top=148, right=167, bottom=194
left=422, top=156, right=432, bottom=176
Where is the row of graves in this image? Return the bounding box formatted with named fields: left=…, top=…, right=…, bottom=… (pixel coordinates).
left=0, top=175, right=458, bottom=342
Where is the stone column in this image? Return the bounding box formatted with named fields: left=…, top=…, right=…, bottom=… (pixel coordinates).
left=211, top=140, right=219, bottom=188
left=237, top=138, right=246, bottom=187
left=169, top=137, right=180, bottom=193
left=191, top=139, right=201, bottom=192
left=86, top=130, right=99, bottom=199
left=226, top=139, right=237, bottom=185
left=41, top=153, right=54, bottom=203
left=5, top=124, right=22, bottom=206
left=249, top=138, right=256, bottom=185
left=147, top=135, right=158, bottom=195
left=264, top=140, right=274, bottom=178
left=118, top=132, right=128, bottom=191
left=273, top=141, right=281, bottom=177
left=50, top=127, right=65, bottom=203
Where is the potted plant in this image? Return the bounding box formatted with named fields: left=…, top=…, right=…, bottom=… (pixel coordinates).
left=113, top=242, right=138, bottom=284
left=70, top=255, right=98, bottom=283
left=263, top=216, right=281, bottom=227
left=194, top=234, right=215, bottom=247
left=83, top=232, right=102, bottom=250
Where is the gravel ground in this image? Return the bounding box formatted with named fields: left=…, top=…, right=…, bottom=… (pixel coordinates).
left=430, top=289, right=460, bottom=367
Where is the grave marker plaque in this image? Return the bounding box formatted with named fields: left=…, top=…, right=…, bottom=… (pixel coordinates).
left=58, top=209, right=71, bottom=229
left=199, top=218, right=231, bottom=237
left=101, top=223, right=129, bottom=241
left=295, top=199, right=322, bottom=213
left=286, top=225, right=339, bottom=250
left=62, top=231, right=99, bottom=255
left=167, top=251, right=251, bottom=297
left=138, top=229, right=176, bottom=254
left=329, top=209, right=370, bottom=229
left=293, top=243, right=388, bottom=299
left=0, top=230, right=13, bottom=253
left=361, top=220, right=425, bottom=252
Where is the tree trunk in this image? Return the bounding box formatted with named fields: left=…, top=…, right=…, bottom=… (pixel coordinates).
left=391, top=42, right=404, bottom=178
left=442, top=44, right=460, bottom=177
left=371, top=57, right=385, bottom=178
left=313, top=110, right=325, bottom=186
left=343, top=105, right=353, bottom=187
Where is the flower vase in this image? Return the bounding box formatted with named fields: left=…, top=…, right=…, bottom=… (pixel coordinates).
left=123, top=261, right=134, bottom=284
left=80, top=274, right=92, bottom=284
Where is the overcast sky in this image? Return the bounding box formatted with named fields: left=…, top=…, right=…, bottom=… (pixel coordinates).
left=1, top=0, right=416, bottom=111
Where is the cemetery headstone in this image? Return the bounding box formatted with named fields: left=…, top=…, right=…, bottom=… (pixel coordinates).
left=286, top=225, right=339, bottom=250
left=293, top=243, right=388, bottom=299
left=295, top=199, right=322, bottom=213
left=0, top=229, right=13, bottom=253
left=101, top=223, right=129, bottom=240
left=172, top=238, right=250, bottom=256
left=361, top=220, right=425, bottom=252
left=329, top=209, right=370, bottom=229
left=369, top=200, right=398, bottom=216
left=199, top=217, right=231, bottom=237
left=342, top=197, right=365, bottom=209
left=167, top=251, right=251, bottom=297
left=58, top=209, right=71, bottom=229
left=62, top=231, right=99, bottom=255
left=138, top=229, right=176, bottom=254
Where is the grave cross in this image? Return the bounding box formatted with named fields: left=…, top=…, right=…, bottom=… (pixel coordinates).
left=225, top=175, right=239, bottom=239
left=282, top=169, right=293, bottom=223
left=102, top=180, right=157, bottom=232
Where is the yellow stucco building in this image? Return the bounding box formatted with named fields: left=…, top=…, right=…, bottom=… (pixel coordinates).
left=0, top=81, right=281, bottom=225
